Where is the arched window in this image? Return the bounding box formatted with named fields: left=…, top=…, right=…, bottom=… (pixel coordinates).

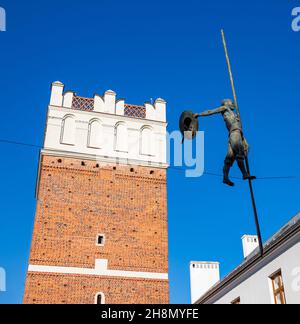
left=95, top=292, right=105, bottom=305
left=115, top=122, right=128, bottom=152
left=61, top=115, right=75, bottom=145
left=140, top=126, right=154, bottom=156
left=88, top=119, right=103, bottom=149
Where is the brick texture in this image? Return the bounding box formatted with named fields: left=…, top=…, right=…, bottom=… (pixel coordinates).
left=23, top=155, right=169, bottom=304
left=24, top=273, right=168, bottom=304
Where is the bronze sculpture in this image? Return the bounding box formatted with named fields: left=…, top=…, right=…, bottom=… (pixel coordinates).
left=178, top=30, right=264, bottom=257
left=179, top=99, right=256, bottom=187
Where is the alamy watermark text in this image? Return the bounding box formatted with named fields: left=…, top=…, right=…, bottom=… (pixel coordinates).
left=292, top=7, right=300, bottom=31
left=0, top=7, right=6, bottom=32
left=0, top=267, right=6, bottom=292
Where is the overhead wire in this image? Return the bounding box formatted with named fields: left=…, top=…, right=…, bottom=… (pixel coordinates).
left=0, top=137, right=299, bottom=181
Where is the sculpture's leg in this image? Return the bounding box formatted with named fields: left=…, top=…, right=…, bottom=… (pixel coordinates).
left=223, top=145, right=235, bottom=187
left=237, top=158, right=256, bottom=180
left=223, top=162, right=235, bottom=187
left=236, top=157, right=250, bottom=180
left=231, top=132, right=256, bottom=181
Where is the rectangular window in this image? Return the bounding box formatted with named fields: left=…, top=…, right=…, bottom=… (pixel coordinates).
left=231, top=297, right=240, bottom=305
left=96, top=234, right=105, bottom=246
left=270, top=270, right=286, bottom=304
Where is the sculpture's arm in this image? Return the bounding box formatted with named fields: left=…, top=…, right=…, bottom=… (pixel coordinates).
left=194, top=106, right=226, bottom=118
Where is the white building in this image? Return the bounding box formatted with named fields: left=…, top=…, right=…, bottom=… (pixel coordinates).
left=43, top=81, right=168, bottom=169
left=190, top=213, right=300, bottom=304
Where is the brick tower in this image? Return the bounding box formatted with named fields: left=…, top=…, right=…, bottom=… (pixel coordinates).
left=23, top=81, right=169, bottom=304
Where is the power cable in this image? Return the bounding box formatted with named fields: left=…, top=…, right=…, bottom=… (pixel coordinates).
left=0, top=138, right=299, bottom=181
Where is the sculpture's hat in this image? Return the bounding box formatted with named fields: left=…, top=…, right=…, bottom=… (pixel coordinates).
left=179, top=110, right=199, bottom=141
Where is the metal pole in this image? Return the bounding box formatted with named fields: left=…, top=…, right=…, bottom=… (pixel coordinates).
left=246, top=159, right=264, bottom=256
left=221, top=29, right=264, bottom=257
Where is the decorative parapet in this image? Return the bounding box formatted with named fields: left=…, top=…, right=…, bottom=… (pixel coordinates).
left=45, top=81, right=168, bottom=168
left=124, top=104, right=146, bottom=119
left=49, top=81, right=166, bottom=122
left=72, top=96, right=94, bottom=111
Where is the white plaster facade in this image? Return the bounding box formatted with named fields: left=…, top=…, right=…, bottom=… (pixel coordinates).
left=28, top=260, right=168, bottom=280
left=190, top=262, right=220, bottom=304
left=191, top=214, right=300, bottom=304
left=44, top=81, right=168, bottom=168
left=210, top=237, right=300, bottom=304
left=242, top=235, right=259, bottom=258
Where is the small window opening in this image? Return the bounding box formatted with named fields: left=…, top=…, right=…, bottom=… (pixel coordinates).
left=95, top=293, right=105, bottom=305
left=96, top=235, right=105, bottom=246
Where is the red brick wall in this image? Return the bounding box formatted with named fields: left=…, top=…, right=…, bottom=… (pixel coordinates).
left=24, top=154, right=169, bottom=304
left=24, top=273, right=169, bottom=304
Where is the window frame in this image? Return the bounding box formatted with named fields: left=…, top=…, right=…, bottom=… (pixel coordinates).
left=270, top=270, right=286, bottom=305
left=231, top=297, right=241, bottom=305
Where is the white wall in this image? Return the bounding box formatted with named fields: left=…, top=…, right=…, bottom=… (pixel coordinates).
left=44, top=82, right=168, bottom=168
left=242, top=235, right=259, bottom=258
left=190, top=262, right=220, bottom=304
left=206, top=235, right=300, bottom=304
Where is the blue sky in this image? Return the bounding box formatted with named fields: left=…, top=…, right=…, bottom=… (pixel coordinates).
left=0, top=0, right=300, bottom=304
